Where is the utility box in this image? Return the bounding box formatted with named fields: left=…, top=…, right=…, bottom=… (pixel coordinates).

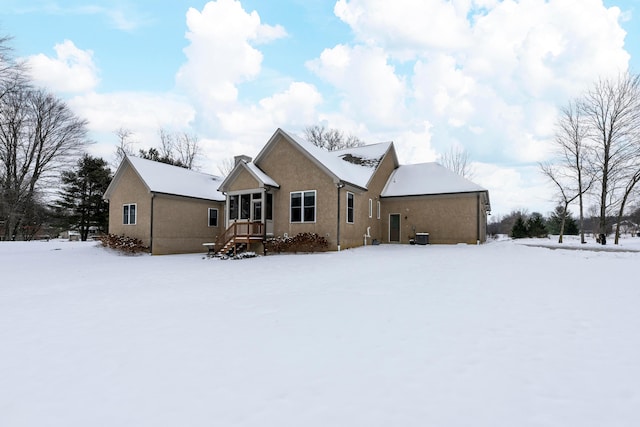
left=415, top=232, right=429, bottom=245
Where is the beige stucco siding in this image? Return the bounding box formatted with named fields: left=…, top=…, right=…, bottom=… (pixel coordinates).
left=107, top=161, right=225, bottom=255
left=107, top=163, right=152, bottom=246
left=226, top=167, right=260, bottom=192
left=258, top=134, right=341, bottom=249
left=381, top=193, right=487, bottom=244
left=339, top=151, right=398, bottom=248
left=151, top=194, right=225, bottom=255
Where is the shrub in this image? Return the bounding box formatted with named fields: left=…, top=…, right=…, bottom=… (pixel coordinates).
left=265, top=232, right=329, bottom=254
left=99, top=233, right=149, bottom=254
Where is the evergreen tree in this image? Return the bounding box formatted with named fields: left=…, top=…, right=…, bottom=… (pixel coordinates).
left=526, top=212, right=549, bottom=238
left=56, top=155, right=112, bottom=241
left=138, top=147, right=187, bottom=168
left=547, top=206, right=579, bottom=236
left=511, top=215, right=528, bottom=238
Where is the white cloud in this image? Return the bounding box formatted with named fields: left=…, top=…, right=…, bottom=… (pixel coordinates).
left=307, top=44, right=407, bottom=126
left=320, top=0, right=630, bottom=170
left=334, top=0, right=472, bottom=57
left=204, top=82, right=323, bottom=167
left=217, top=81, right=322, bottom=135
left=176, top=0, right=287, bottom=109
left=68, top=91, right=196, bottom=162
left=26, top=40, right=99, bottom=93
left=473, top=162, right=556, bottom=216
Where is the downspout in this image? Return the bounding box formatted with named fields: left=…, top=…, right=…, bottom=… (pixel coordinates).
left=150, top=193, right=155, bottom=254
left=476, top=192, right=480, bottom=244
left=336, top=182, right=344, bottom=251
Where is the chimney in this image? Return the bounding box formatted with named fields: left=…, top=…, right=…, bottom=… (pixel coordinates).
left=234, top=155, right=252, bottom=166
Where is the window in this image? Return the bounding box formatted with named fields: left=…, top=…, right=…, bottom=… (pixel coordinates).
left=229, top=195, right=239, bottom=220
left=377, top=201, right=381, bottom=220
left=123, top=203, right=136, bottom=225
left=208, top=208, right=218, bottom=227
left=240, top=194, right=251, bottom=219
left=347, top=192, right=354, bottom=224
left=291, top=190, right=316, bottom=223
left=266, top=193, right=273, bottom=221
left=368, top=198, right=373, bottom=218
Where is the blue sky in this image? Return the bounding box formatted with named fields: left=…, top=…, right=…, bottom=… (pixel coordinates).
left=2, top=0, right=639, bottom=216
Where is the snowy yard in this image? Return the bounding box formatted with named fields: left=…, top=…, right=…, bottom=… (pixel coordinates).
left=2, top=237, right=640, bottom=426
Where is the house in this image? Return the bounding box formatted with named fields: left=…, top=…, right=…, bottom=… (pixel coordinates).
left=103, top=155, right=225, bottom=255
left=105, top=128, right=490, bottom=255
left=217, top=128, right=490, bottom=253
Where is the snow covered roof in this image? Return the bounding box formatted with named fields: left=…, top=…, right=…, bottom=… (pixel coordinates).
left=381, top=163, right=488, bottom=198
left=217, top=159, right=280, bottom=192
left=260, top=129, right=394, bottom=189
left=244, top=162, right=279, bottom=187
left=108, top=156, right=225, bottom=202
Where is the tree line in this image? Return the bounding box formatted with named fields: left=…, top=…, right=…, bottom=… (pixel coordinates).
left=488, top=206, right=640, bottom=241
left=542, top=73, right=640, bottom=245
left=0, top=36, right=93, bottom=240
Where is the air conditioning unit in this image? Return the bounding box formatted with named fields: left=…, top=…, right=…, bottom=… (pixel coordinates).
left=415, top=233, right=429, bottom=245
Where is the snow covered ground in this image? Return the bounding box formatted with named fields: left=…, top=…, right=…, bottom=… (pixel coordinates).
left=2, top=237, right=640, bottom=426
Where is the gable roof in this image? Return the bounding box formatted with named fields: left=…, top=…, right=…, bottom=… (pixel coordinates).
left=254, top=128, right=397, bottom=190
left=104, top=156, right=225, bottom=202
left=381, top=162, right=489, bottom=200
left=217, top=158, right=279, bottom=193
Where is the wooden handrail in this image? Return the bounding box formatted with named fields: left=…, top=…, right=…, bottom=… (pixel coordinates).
left=214, top=221, right=264, bottom=254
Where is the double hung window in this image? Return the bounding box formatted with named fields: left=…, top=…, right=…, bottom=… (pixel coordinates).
left=208, top=208, right=218, bottom=227
left=123, top=204, right=136, bottom=225
left=291, top=190, right=316, bottom=223
left=347, top=192, right=354, bottom=224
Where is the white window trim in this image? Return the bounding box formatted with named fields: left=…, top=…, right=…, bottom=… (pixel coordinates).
left=208, top=208, right=218, bottom=227
left=123, top=203, right=136, bottom=225
left=290, top=190, right=317, bottom=223
left=368, top=198, right=373, bottom=218
left=377, top=201, right=381, bottom=220
left=346, top=192, right=354, bottom=224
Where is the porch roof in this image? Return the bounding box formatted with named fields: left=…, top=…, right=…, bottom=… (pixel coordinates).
left=245, top=162, right=279, bottom=188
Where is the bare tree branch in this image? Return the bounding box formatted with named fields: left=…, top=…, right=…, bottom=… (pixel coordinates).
left=304, top=125, right=364, bottom=151
left=440, top=145, right=474, bottom=179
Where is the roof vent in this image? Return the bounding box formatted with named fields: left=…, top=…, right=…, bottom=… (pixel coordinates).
left=234, top=155, right=252, bottom=166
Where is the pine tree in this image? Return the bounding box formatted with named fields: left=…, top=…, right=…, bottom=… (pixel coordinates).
left=138, top=147, right=187, bottom=168
left=56, top=155, right=112, bottom=241
left=547, top=206, right=579, bottom=236
left=511, top=215, right=528, bottom=239
left=526, top=212, right=548, bottom=238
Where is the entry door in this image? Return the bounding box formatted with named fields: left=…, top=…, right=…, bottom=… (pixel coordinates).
left=389, top=214, right=401, bottom=242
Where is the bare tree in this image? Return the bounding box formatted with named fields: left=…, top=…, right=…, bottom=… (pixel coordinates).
left=581, top=73, right=640, bottom=244
left=174, top=132, right=201, bottom=170
left=113, top=127, right=137, bottom=167
left=0, top=87, right=88, bottom=239
left=0, top=35, right=28, bottom=102
left=217, top=158, right=236, bottom=177
left=304, top=125, right=364, bottom=151
left=440, top=145, right=474, bottom=179
left=542, top=100, right=596, bottom=243
left=139, top=128, right=202, bottom=170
